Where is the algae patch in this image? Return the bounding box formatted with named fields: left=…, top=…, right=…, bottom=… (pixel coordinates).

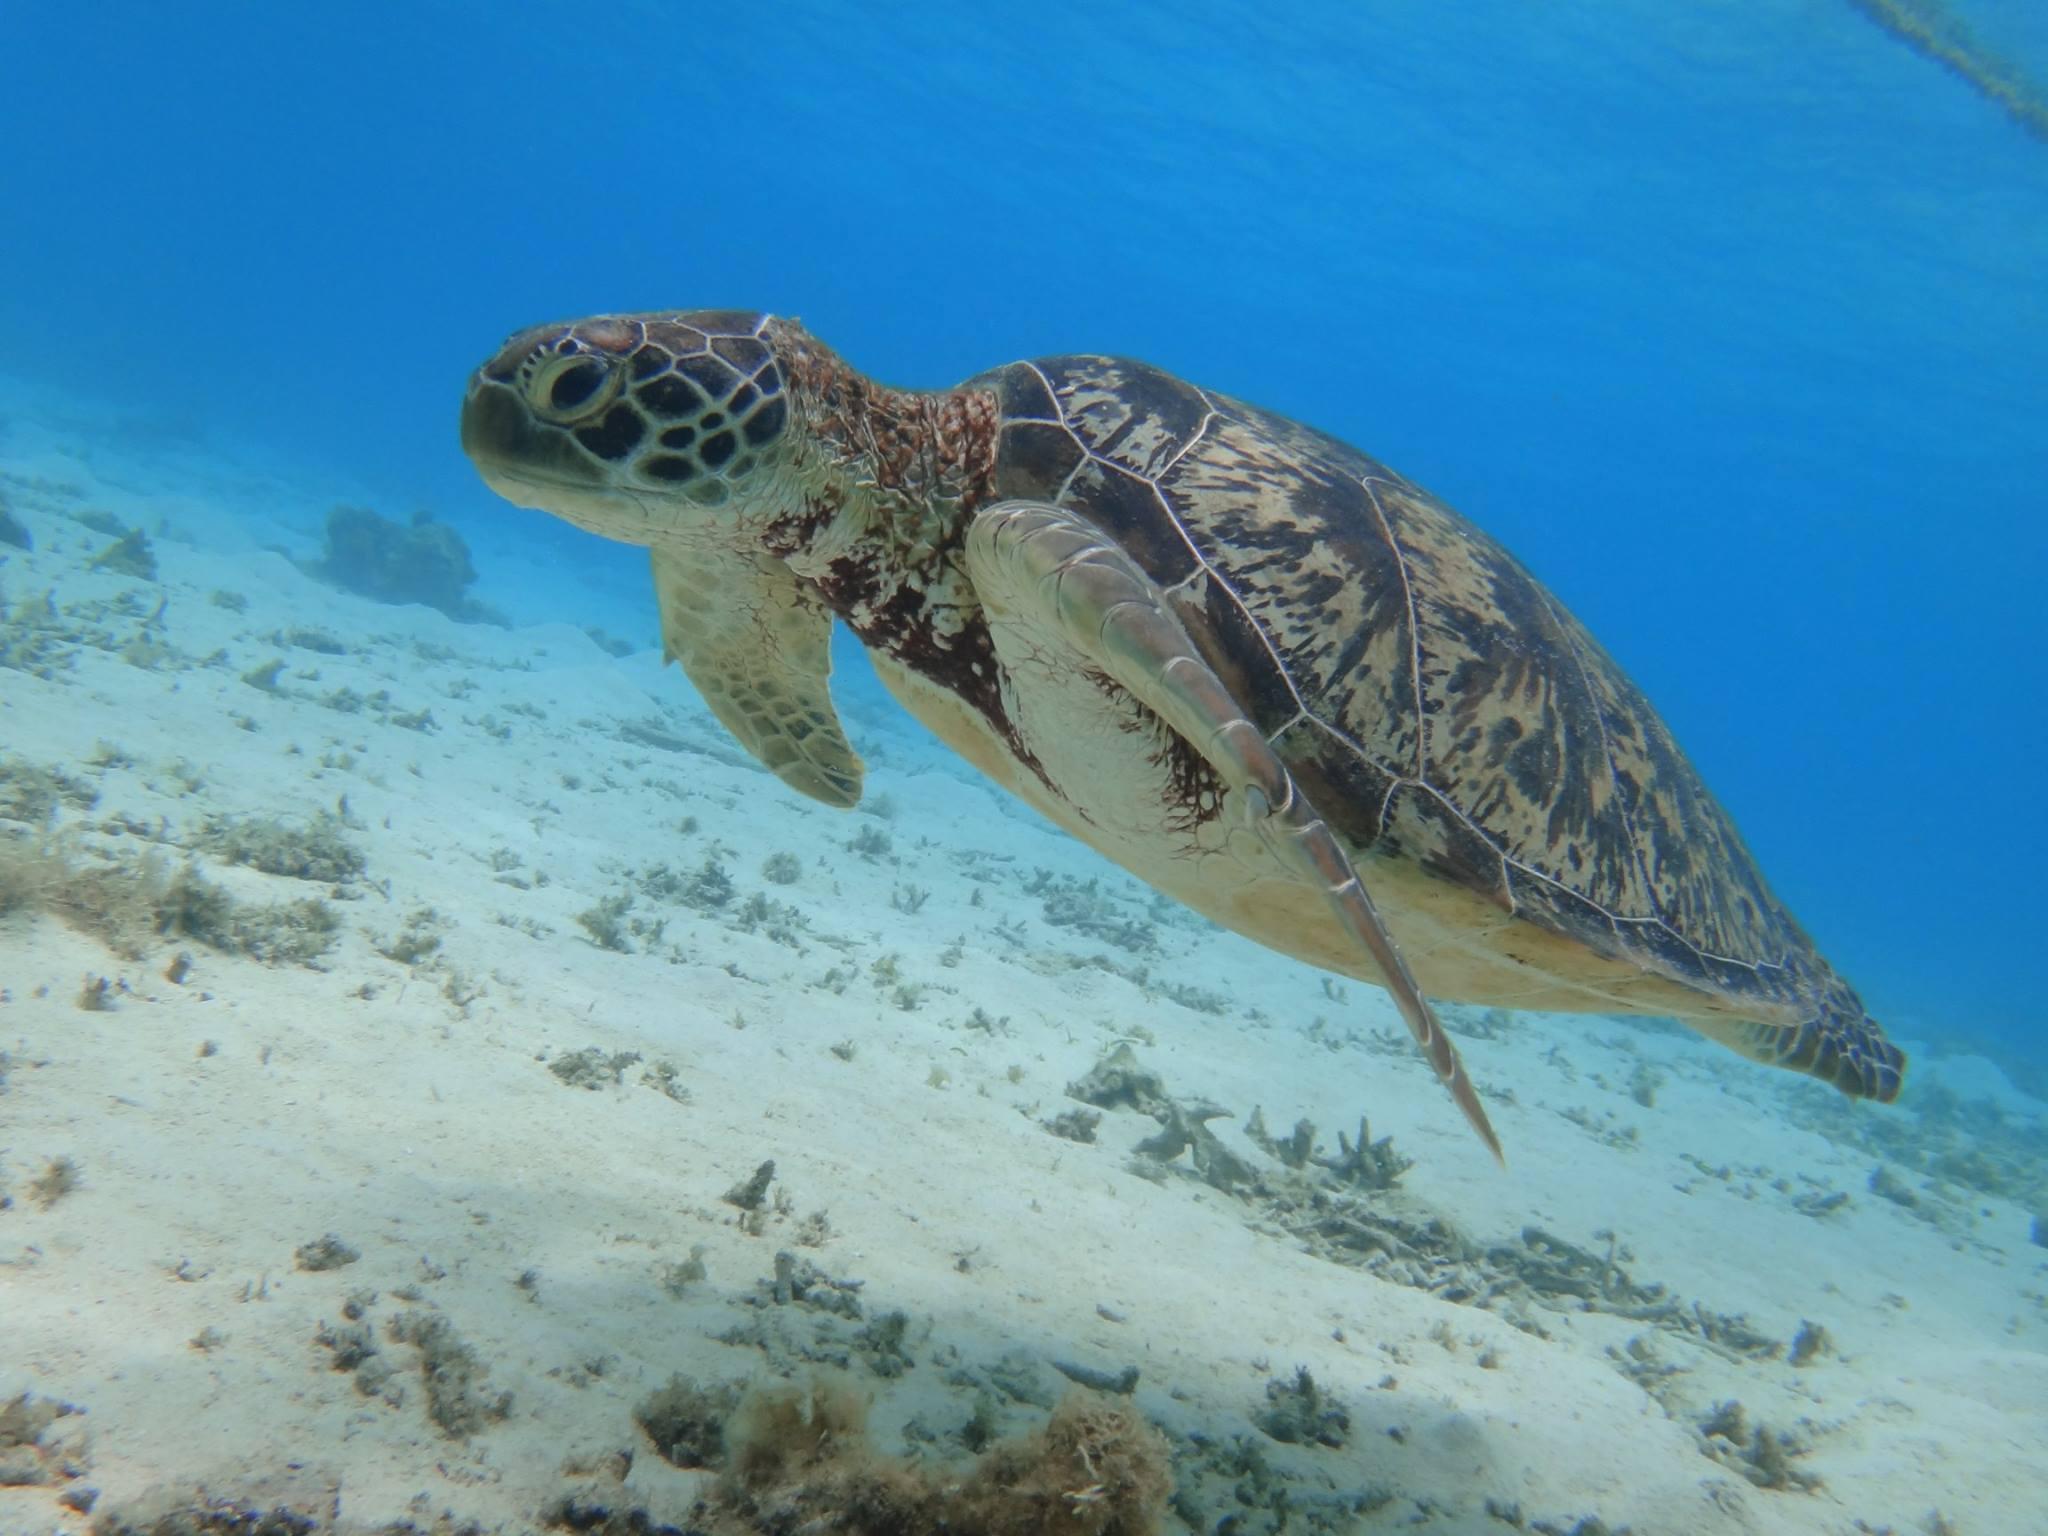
left=199, top=809, right=366, bottom=884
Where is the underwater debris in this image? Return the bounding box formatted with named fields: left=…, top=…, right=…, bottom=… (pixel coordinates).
left=717, top=1255, right=927, bottom=1381
left=1066, top=1044, right=1170, bottom=1117
left=293, top=1233, right=361, bottom=1272
left=984, top=1355, right=1059, bottom=1411
left=856, top=1308, right=916, bottom=1378
left=723, top=1158, right=778, bottom=1212
left=1243, top=1106, right=1316, bottom=1170
left=1167, top=1428, right=1394, bottom=1535
left=1311, top=1116, right=1413, bottom=1192
left=1251, top=1366, right=1351, bottom=1449
left=1791, top=1188, right=1850, bottom=1219
left=1133, top=1099, right=1255, bottom=1192
left=761, top=1249, right=864, bottom=1318
left=313, top=503, right=482, bottom=619
left=549, top=1045, right=643, bottom=1090
left=1787, top=1320, right=1833, bottom=1366
left=1043, top=1107, right=1102, bottom=1144
left=1049, top=1359, right=1140, bottom=1396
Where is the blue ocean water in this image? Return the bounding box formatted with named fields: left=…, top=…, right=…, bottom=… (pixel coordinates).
left=3, top=0, right=2042, bottom=1063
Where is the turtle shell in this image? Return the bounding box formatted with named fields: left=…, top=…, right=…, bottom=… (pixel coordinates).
left=968, top=353, right=1900, bottom=1102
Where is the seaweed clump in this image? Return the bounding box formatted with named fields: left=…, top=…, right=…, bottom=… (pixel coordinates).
left=384, top=1309, right=511, bottom=1439
left=88, top=528, right=157, bottom=580
left=0, top=756, right=99, bottom=824
left=0, top=1390, right=86, bottom=1490
left=199, top=810, right=365, bottom=885
left=704, top=1380, right=1172, bottom=1536
left=1696, top=1399, right=1822, bottom=1493
left=549, top=1046, right=643, bottom=1090
left=0, top=840, right=338, bottom=966
left=313, top=503, right=484, bottom=620
left=636, top=1373, right=744, bottom=1468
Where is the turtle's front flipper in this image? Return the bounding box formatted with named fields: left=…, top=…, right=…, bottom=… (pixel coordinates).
left=650, top=544, right=863, bottom=809
left=967, top=500, right=1504, bottom=1164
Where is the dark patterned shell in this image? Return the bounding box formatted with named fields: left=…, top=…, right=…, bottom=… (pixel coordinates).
left=970, top=353, right=1898, bottom=1100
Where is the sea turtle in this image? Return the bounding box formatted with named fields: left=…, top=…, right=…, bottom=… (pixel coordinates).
left=461, top=310, right=1904, bottom=1158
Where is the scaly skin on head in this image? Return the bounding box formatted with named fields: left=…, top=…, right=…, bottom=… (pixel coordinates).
left=461, top=310, right=1004, bottom=678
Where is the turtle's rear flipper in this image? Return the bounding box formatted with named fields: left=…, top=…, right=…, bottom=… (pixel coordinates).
left=651, top=544, right=864, bottom=809
left=967, top=499, right=1505, bottom=1164
left=1691, top=995, right=1906, bottom=1104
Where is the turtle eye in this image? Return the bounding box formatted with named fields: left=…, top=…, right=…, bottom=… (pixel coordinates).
left=530, top=353, right=621, bottom=424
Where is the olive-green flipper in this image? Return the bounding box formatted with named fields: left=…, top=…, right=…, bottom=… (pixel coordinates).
left=650, top=544, right=863, bottom=808
left=966, top=499, right=1504, bottom=1164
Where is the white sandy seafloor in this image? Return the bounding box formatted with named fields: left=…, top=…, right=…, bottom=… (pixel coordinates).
left=1, top=392, right=2044, bottom=1536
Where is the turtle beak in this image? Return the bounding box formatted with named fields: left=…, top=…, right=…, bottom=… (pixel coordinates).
left=459, top=374, right=524, bottom=465
left=460, top=372, right=595, bottom=503
left=463, top=367, right=675, bottom=546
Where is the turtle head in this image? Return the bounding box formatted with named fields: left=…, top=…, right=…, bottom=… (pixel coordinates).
left=461, top=310, right=800, bottom=544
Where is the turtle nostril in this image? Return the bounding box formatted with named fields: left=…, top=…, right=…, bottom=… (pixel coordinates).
left=550, top=360, right=608, bottom=412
